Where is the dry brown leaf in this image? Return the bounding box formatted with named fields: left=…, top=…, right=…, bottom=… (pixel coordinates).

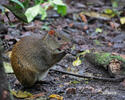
left=69, top=23, right=74, bottom=27
left=30, top=92, right=45, bottom=99
left=79, top=13, right=87, bottom=23
left=66, top=88, right=76, bottom=94
left=48, top=30, right=55, bottom=35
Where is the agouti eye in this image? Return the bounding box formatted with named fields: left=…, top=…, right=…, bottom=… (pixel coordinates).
left=57, top=37, right=61, bottom=40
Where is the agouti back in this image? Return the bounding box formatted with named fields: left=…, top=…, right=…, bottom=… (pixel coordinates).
left=11, top=32, right=70, bottom=87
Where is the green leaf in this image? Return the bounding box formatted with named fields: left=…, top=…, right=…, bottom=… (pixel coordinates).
left=11, top=90, right=32, bottom=98
left=70, top=80, right=80, bottom=84
left=111, top=0, right=118, bottom=8
left=25, top=4, right=41, bottom=22
left=52, top=0, right=67, bottom=16
left=39, top=8, right=47, bottom=20
left=104, top=8, right=113, bottom=15
left=3, top=62, right=13, bottom=73
left=96, top=28, right=102, bottom=33
left=120, top=17, right=125, bottom=24
left=22, top=0, right=30, bottom=8
left=52, top=0, right=66, bottom=5
left=11, top=0, right=24, bottom=9
left=73, top=57, right=82, bottom=66
left=3, top=4, right=27, bottom=22
left=57, top=5, right=67, bottom=16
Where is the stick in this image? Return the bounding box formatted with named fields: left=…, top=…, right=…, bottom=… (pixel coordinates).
left=50, top=69, right=125, bottom=82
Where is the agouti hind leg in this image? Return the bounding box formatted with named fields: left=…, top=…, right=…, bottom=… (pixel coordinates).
left=14, top=68, right=37, bottom=87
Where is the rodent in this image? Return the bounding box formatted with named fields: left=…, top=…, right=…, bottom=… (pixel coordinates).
left=11, top=32, right=70, bottom=87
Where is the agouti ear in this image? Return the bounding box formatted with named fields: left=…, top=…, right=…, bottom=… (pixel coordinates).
left=42, top=30, right=56, bottom=40
left=48, top=30, right=55, bottom=36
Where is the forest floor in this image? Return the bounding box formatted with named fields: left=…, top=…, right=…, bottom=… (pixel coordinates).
left=1, top=0, right=125, bottom=100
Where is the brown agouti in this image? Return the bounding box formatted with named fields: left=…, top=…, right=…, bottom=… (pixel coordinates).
left=11, top=32, right=71, bottom=87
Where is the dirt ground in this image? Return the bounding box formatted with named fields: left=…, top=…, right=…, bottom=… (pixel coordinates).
left=1, top=0, right=125, bottom=100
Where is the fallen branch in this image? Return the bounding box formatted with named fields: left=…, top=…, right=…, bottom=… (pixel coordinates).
left=50, top=68, right=125, bottom=82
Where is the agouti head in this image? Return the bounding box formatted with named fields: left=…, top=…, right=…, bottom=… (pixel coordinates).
left=43, top=30, right=71, bottom=54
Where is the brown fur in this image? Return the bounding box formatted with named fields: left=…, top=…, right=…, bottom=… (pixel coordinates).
left=11, top=33, right=70, bottom=87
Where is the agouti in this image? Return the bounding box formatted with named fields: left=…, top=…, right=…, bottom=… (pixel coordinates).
left=11, top=32, right=70, bottom=87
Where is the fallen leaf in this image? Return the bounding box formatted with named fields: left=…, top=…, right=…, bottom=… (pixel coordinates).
left=69, top=23, right=74, bottom=27
left=79, top=13, right=87, bottom=23
left=83, top=25, right=88, bottom=30
left=70, top=80, right=80, bottom=84
left=49, top=94, right=63, bottom=100
left=109, top=22, right=115, bottom=29
left=72, top=57, right=82, bottom=66
left=3, top=62, right=13, bottom=73
left=80, top=11, right=113, bottom=20
left=120, top=17, right=125, bottom=24
left=59, top=84, right=64, bottom=88
left=66, top=88, right=76, bottom=94
left=67, top=66, right=71, bottom=72
left=108, top=42, right=112, bottom=47
left=30, top=93, right=45, bottom=99
left=109, top=22, right=120, bottom=29
left=104, top=8, right=113, bottom=15
left=11, top=90, right=32, bottom=98
left=95, top=28, right=102, bottom=33
left=48, top=30, right=55, bottom=35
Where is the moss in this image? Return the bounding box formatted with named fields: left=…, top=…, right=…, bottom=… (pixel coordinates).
left=85, top=52, right=125, bottom=69
left=94, top=52, right=111, bottom=65
left=94, top=52, right=125, bottom=63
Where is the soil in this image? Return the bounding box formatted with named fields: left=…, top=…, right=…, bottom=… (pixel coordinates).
left=1, top=0, right=125, bottom=100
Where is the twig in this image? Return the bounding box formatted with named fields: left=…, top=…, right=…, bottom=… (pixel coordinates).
left=50, top=69, right=125, bottom=82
